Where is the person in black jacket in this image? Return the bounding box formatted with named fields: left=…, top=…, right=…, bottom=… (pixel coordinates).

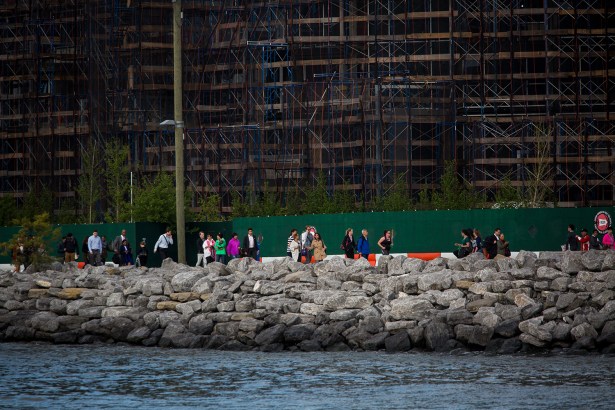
left=195, top=231, right=206, bottom=267
left=484, top=228, right=501, bottom=259
left=589, top=229, right=603, bottom=250
left=341, top=228, right=356, bottom=259
left=63, top=233, right=79, bottom=263
left=566, top=224, right=580, bottom=251
left=242, top=228, right=257, bottom=259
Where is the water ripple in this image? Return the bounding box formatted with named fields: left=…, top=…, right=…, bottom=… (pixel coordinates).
left=1, top=343, right=614, bottom=409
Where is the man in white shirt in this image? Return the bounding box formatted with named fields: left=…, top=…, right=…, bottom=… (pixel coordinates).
left=87, top=230, right=103, bottom=266
left=153, top=228, right=174, bottom=263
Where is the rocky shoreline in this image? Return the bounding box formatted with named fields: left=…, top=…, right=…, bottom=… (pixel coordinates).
left=1, top=250, right=615, bottom=354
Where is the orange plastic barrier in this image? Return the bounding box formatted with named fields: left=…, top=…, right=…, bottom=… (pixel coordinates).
left=353, top=254, right=376, bottom=266
left=77, top=262, right=86, bottom=269
left=407, top=252, right=441, bottom=261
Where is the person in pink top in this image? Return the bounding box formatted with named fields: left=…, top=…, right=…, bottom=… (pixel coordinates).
left=602, top=226, right=615, bottom=250
left=226, top=232, right=241, bottom=260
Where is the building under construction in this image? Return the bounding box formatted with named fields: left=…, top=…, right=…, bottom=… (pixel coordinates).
left=1, top=1, right=613, bottom=215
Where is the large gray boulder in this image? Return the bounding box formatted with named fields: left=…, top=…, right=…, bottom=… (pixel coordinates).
left=417, top=270, right=453, bottom=291
left=390, top=296, right=434, bottom=321
left=171, top=271, right=206, bottom=292
left=424, top=321, right=451, bottom=351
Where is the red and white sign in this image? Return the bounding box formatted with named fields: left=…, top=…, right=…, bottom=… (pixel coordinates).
left=594, top=211, right=611, bottom=233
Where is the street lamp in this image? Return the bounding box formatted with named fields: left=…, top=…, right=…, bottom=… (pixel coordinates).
left=159, top=118, right=185, bottom=266
left=157, top=0, right=186, bottom=264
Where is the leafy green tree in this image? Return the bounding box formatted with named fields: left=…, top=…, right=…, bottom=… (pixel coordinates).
left=431, top=161, right=482, bottom=209
left=379, top=174, right=411, bottom=211
left=77, top=143, right=102, bottom=223
left=302, top=171, right=332, bottom=214
left=254, top=183, right=284, bottom=216
left=131, top=172, right=189, bottom=226
left=54, top=199, right=78, bottom=224
left=0, top=212, right=60, bottom=271
left=414, top=189, right=434, bottom=210
left=331, top=184, right=356, bottom=213
left=230, top=191, right=250, bottom=218
left=0, top=196, right=18, bottom=226
left=197, top=193, right=225, bottom=222
left=283, top=188, right=304, bottom=216
left=494, top=175, right=524, bottom=208
left=104, top=139, right=130, bottom=222
left=525, top=124, right=554, bottom=207
left=22, top=187, right=53, bottom=220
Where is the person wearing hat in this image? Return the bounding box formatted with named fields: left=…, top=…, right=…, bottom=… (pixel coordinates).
left=589, top=229, right=603, bottom=250
left=577, top=228, right=590, bottom=251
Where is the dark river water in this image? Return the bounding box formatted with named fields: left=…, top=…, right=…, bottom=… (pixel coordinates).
left=0, top=343, right=614, bottom=409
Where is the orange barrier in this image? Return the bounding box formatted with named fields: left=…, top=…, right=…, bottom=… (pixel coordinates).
left=77, top=262, right=86, bottom=269
left=407, top=252, right=441, bottom=261
left=353, top=253, right=376, bottom=266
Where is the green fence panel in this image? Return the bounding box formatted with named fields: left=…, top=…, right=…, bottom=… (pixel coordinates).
left=1, top=208, right=612, bottom=264
left=232, top=207, right=615, bottom=257
left=0, top=221, right=232, bottom=266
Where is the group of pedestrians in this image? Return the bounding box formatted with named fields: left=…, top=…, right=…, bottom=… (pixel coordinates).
left=454, top=228, right=510, bottom=259
left=194, top=228, right=260, bottom=267
left=284, top=226, right=394, bottom=263
left=566, top=224, right=614, bottom=251
left=58, top=229, right=148, bottom=268
left=44, top=220, right=615, bottom=272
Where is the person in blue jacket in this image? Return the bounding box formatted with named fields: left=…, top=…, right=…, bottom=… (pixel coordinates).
left=357, top=229, right=370, bottom=259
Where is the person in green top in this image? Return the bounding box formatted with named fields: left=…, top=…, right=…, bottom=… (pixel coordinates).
left=214, top=232, right=227, bottom=264
left=453, top=228, right=473, bottom=259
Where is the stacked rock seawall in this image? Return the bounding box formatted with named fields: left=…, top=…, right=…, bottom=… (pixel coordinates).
left=1, top=250, right=615, bottom=353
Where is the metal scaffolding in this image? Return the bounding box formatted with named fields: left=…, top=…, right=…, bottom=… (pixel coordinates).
left=0, top=0, right=613, bottom=217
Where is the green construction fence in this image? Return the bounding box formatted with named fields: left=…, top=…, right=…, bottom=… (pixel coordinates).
left=1, top=207, right=613, bottom=264
left=232, top=207, right=615, bottom=258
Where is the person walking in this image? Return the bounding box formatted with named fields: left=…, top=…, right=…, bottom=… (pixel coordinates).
left=341, top=228, right=356, bottom=259
left=81, top=237, right=90, bottom=265
left=215, top=232, right=227, bottom=264
left=120, top=239, right=134, bottom=266
left=153, top=228, right=173, bottom=262
left=63, top=233, right=78, bottom=263
left=137, top=241, right=148, bottom=267
left=287, top=228, right=298, bottom=258
left=300, top=226, right=314, bottom=264
left=377, top=230, right=393, bottom=255
left=203, top=233, right=215, bottom=265
left=357, top=229, right=370, bottom=259
left=195, top=231, right=206, bottom=267
left=227, top=232, right=241, bottom=260
left=453, top=229, right=472, bottom=259
left=484, top=228, right=501, bottom=259
left=578, top=228, right=590, bottom=251
left=497, top=233, right=510, bottom=257
left=472, top=229, right=482, bottom=253
left=565, top=224, right=579, bottom=251
left=289, top=231, right=300, bottom=262
left=242, top=228, right=257, bottom=259
left=589, top=229, right=603, bottom=250
left=87, top=230, right=103, bottom=266
left=308, top=232, right=327, bottom=263
left=112, top=229, right=128, bottom=266
left=101, top=236, right=110, bottom=264
left=602, top=226, right=615, bottom=250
